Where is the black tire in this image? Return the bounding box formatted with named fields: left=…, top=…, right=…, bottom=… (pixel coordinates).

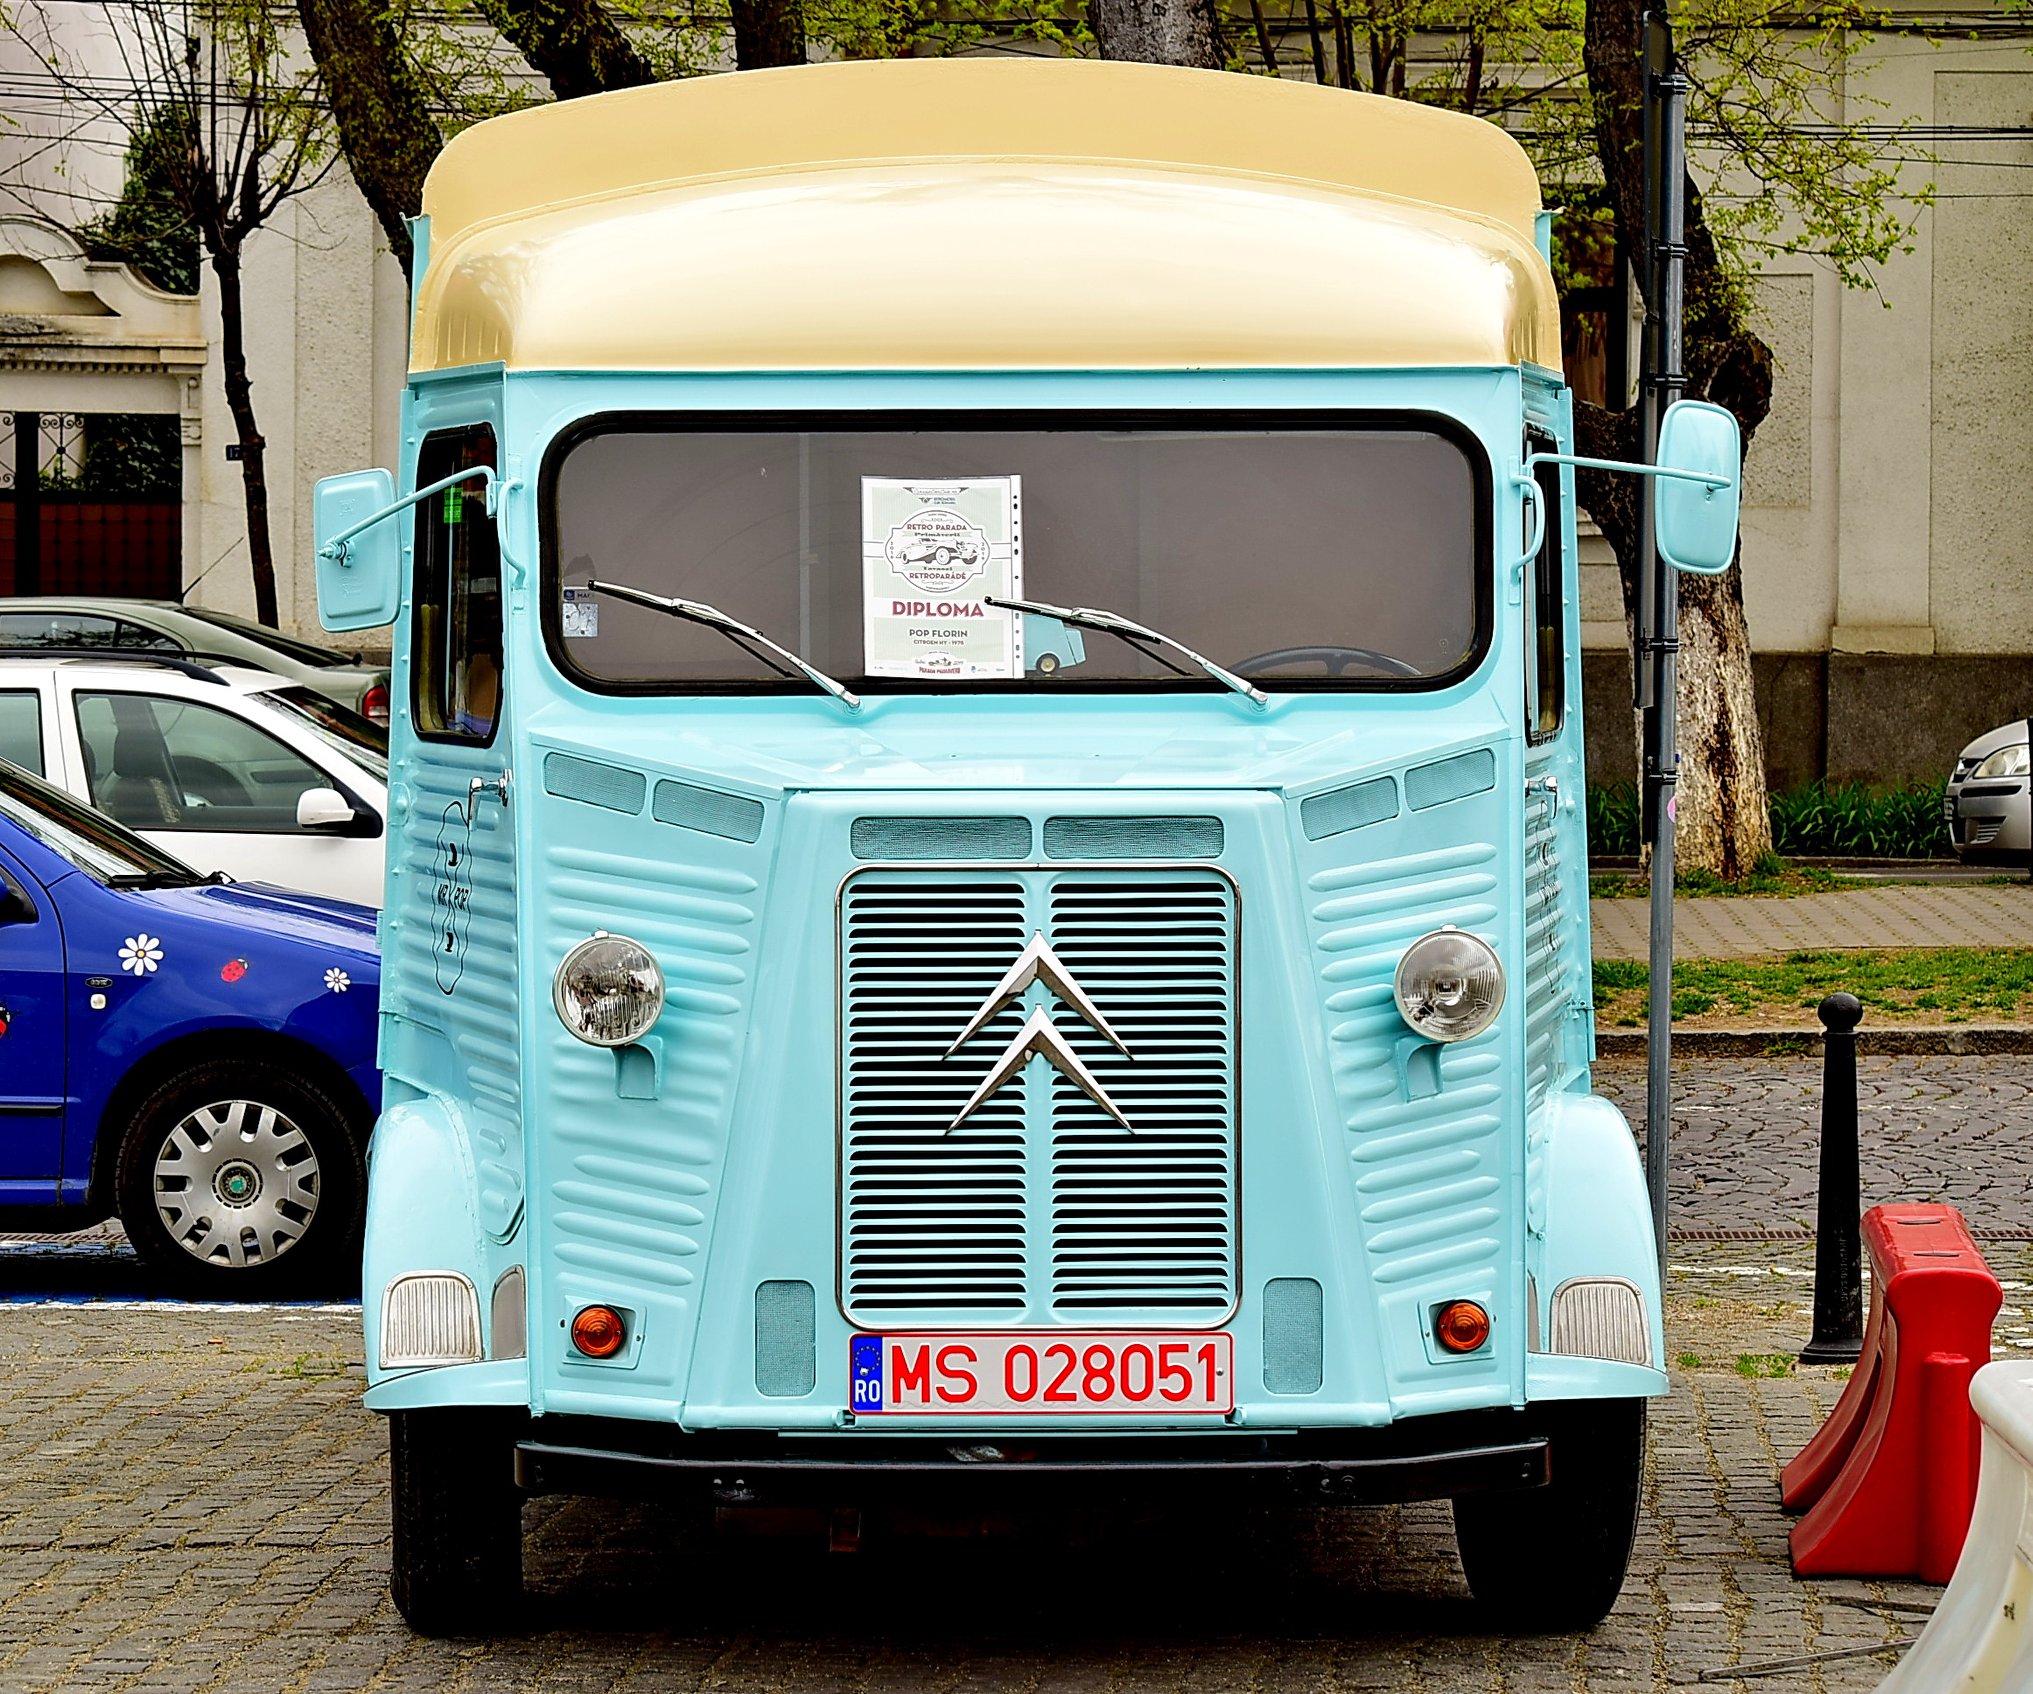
left=114, top=1055, right=367, bottom=1298
left=389, top=1410, right=525, bottom=1636
left=1452, top=1398, right=1646, bottom=1631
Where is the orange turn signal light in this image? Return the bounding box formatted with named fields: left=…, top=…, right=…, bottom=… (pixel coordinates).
left=1435, top=1299, right=1491, bottom=1354
left=570, top=1304, right=627, bottom=1359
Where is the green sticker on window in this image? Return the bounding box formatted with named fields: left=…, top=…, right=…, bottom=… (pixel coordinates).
left=443, top=485, right=465, bottom=524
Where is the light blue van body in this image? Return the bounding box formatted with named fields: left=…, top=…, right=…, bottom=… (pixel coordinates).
left=352, top=353, right=1666, bottom=1437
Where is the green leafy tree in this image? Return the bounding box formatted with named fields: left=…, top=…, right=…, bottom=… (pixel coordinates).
left=6, top=0, right=336, bottom=626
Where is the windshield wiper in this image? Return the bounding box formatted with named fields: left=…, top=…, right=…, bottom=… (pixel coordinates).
left=586, top=580, right=861, bottom=711
left=106, top=869, right=221, bottom=890
left=986, top=596, right=1267, bottom=709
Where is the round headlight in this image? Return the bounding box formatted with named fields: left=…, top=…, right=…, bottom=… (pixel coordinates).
left=1974, top=744, right=2031, bottom=780
left=553, top=932, right=664, bottom=1047
left=1394, top=927, right=1505, bottom=1043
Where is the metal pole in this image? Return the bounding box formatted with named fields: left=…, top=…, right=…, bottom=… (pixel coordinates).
left=1641, top=16, right=1688, bottom=1280
left=1801, top=993, right=1866, bottom=1363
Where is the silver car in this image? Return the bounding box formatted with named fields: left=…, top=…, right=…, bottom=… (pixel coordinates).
left=0, top=597, right=390, bottom=723
left=1946, top=720, right=2031, bottom=863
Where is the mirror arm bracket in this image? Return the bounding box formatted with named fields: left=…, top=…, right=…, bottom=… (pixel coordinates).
left=317, top=466, right=499, bottom=565
left=1523, top=450, right=1732, bottom=494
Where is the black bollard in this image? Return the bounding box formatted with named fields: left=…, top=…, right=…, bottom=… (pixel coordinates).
left=1800, top=993, right=1866, bottom=1364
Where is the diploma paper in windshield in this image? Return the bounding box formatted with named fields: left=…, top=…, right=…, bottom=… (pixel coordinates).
left=862, top=477, right=1022, bottom=678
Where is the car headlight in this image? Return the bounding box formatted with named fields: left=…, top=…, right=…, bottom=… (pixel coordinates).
left=1973, top=744, right=2031, bottom=780
left=1394, top=927, right=1505, bottom=1043
left=553, top=932, right=664, bottom=1047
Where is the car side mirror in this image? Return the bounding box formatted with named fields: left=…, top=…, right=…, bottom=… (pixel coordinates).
left=1654, top=400, right=1742, bottom=576
left=297, top=787, right=381, bottom=838
left=0, top=874, right=38, bottom=926
left=315, top=468, right=401, bottom=631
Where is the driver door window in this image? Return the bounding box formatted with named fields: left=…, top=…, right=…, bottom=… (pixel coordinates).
left=1524, top=436, right=1565, bottom=744
left=75, top=693, right=327, bottom=832
left=414, top=425, right=503, bottom=742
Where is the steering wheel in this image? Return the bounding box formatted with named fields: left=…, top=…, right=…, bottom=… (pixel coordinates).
left=1234, top=645, right=1425, bottom=680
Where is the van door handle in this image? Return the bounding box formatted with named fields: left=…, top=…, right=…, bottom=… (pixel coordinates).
left=464, top=768, right=512, bottom=825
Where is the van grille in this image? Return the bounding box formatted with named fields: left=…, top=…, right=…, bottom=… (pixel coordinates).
left=840, top=867, right=1238, bottom=1328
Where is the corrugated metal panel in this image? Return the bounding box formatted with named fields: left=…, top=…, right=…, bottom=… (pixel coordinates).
left=383, top=766, right=524, bottom=1239
left=1522, top=773, right=1567, bottom=1107
left=541, top=845, right=759, bottom=1298
left=840, top=866, right=1237, bottom=1328
left=1308, top=838, right=1505, bottom=1287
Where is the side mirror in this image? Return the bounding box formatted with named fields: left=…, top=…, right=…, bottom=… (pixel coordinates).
left=1654, top=400, right=1742, bottom=576
left=296, top=787, right=381, bottom=838
left=315, top=468, right=401, bottom=631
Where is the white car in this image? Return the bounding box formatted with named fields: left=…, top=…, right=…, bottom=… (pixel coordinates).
left=0, top=656, right=388, bottom=905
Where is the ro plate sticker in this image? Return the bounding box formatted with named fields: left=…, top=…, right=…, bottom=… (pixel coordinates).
left=861, top=476, right=1022, bottom=679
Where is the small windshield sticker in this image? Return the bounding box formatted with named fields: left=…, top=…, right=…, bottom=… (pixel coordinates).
left=561, top=586, right=600, bottom=639
left=862, top=476, right=1022, bottom=679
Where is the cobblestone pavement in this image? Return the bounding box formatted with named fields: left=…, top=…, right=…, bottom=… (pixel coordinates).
left=1591, top=882, right=2033, bottom=961
left=1596, top=1053, right=2033, bottom=1240
left=1, top=1055, right=2029, bottom=1693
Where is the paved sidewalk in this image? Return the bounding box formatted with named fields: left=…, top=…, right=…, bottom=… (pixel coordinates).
left=1593, top=882, right=2033, bottom=960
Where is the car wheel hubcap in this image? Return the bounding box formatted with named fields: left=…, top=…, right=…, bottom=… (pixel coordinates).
left=152, top=1099, right=320, bottom=1269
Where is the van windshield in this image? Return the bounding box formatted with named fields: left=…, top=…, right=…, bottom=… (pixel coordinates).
left=545, top=416, right=1487, bottom=693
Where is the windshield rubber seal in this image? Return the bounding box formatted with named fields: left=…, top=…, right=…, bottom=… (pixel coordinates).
left=535, top=406, right=1496, bottom=703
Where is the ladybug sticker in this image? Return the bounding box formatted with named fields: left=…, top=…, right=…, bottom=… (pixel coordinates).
left=221, top=959, right=249, bottom=984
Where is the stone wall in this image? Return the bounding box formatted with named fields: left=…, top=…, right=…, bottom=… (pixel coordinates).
left=1584, top=652, right=2033, bottom=791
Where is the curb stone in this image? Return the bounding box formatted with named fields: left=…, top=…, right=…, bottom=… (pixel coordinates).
left=1595, top=1024, right=2033, bottom=1058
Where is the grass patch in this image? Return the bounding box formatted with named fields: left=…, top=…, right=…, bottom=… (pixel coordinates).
left=1676, top=1352, right=1702, bottom=1370
left=1592, top=948, right=2033, bottom=1026
left=1735, top=1352, right=1796, bottom=1379
left=1590, top=858, right=1875, bottom=900
left=1589, top=779, right=1952, bottom=862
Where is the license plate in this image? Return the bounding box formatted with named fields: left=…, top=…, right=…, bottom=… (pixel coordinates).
left=850, top=1331, right=1233, bottom=1415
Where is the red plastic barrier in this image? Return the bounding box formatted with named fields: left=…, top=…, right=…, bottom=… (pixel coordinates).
left=1782, top=1204, right=2001, bottom=1583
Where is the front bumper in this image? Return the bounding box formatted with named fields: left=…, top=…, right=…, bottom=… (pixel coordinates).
left=512, top=1410, right=1550, bottom=1507
left=1948, top=778, right=2031, bottom=861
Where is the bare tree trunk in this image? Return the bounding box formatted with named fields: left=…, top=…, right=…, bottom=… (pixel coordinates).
left=1578, top=0, right=1775, bottom=879
left=295, top=0, right=440, bottom=275
left=1089, top=0, right=1224, bottom=69
left=471, top=0, right=652, bottom=99
left=732, top=0, right=805, bottom=68
left=212, top=245, right=278, bottom=627
left=1245, top=0, right=1279, bottom=73
left=1332, top=4, right=1357, bottom=90
left=1300, top=0, right=1331, bottom=83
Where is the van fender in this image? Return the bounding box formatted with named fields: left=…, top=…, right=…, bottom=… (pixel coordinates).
left=362, top=1095, right=525, bottom=1407
left=1526, top=1090, right=1669, bottom=1401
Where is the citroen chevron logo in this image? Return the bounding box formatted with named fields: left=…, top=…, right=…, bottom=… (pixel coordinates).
left=943, top=933, right=1136, bottom=1134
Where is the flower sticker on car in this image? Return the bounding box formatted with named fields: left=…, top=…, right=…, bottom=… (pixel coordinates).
left=119, top=935, right=164, bottom=976
left=325, top=968, right=351, bottom=994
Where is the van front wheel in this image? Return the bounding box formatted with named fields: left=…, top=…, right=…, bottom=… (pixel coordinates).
left=389, top=1409, right=524, bottom=1636
left=1452, top=1398, right=1646, bottom=1631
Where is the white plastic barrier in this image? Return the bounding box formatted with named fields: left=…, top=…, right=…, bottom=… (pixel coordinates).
left=1876, top=1359, right=2033, bottom=1692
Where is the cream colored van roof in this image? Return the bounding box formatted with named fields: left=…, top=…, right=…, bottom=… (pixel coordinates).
left=414, top=59, right=1558, bottom=375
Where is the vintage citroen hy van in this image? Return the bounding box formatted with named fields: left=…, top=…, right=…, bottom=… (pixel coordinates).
left=314, top=58, right=1740, bottom=1635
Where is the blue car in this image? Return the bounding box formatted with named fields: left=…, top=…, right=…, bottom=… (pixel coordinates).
left=0, top=758, right=380, bottom=1295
